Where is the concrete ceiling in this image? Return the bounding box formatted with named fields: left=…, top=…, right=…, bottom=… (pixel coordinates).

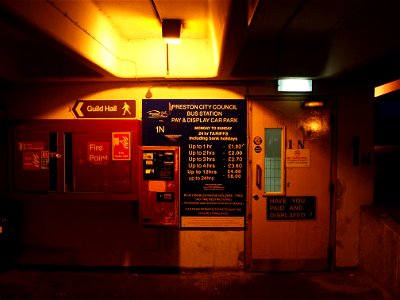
left=0, top=0, right=399, bottom=84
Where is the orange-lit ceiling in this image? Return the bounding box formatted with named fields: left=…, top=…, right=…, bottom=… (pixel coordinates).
left=0, top=0, right=230, bottom=79
left=0, top=0, right=399, bottom=83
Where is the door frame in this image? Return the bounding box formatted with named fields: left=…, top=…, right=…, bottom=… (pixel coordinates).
left=244, top=95, right=338, bottom=271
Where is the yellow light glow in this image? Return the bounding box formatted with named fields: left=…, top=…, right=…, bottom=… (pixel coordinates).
left=209, top=18, right=221, bottom=69
left=308, top=120, right=322, bottom=132
left=208, top=0, right=230, bottom=69
left=123, top=39, right=165, bottom=78
left=86, top=3, right=220, bottom=78
left=2, top=0, right=227, bottom=79
left=303, top=101, right=324, bottom=108
left=74, top=1, right=221, bottom=78
left=168, top=39, right=218, bottom=78
left=374, top=79, right=400, bottom=97
left=164, top=38, right=181, bottom=45
left=88, top=16, right=120, bottom=71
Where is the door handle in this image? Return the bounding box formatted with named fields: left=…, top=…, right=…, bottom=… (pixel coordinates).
left=256, top=164, right=262, bottom=190
left=50, top=152, right=62, bottom=159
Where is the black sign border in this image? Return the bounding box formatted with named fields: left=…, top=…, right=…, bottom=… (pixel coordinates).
left=142, top=99, right=247, bottom=229
left=266, top=196, right=316, bottom=221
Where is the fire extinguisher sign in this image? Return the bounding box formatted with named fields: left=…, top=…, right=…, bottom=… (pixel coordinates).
left=112, top=132, right=131, bottom=160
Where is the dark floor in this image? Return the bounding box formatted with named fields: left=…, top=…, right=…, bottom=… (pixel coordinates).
left=0, top=267, right=395, bottom=300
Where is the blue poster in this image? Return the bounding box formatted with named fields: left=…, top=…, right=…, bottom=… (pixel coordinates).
left=142, top=99, right=247, bottom=228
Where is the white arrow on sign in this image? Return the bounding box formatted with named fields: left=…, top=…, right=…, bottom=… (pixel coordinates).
left=75, top=101, right=84, bottom=117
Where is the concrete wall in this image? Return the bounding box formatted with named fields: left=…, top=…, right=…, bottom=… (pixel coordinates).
left=2, top=83, right=247, bottom=268
left=0, top=81, right=375, bottom=269
left=334, top=83, right=374, bottom=267
left=360, top=206, right=400, bottom=298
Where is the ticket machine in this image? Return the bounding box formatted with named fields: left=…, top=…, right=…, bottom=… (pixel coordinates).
left=139, top=146, right=180, bottom=226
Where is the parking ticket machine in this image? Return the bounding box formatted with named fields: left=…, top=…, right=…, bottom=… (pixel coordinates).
left=139, top=146, right=180, bottom=226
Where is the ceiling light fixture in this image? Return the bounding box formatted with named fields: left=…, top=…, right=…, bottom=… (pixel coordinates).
left=162, top=19, right=182, bottom=44
left=302, top=100, right=324, bottom=108
left=278, top=79, right=313, bottom=92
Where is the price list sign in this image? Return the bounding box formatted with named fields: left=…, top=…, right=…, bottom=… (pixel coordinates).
left=142, top=99, right=247, bottom=228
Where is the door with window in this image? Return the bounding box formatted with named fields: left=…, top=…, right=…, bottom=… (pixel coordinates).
left=248, top=98, right=333, bottom=271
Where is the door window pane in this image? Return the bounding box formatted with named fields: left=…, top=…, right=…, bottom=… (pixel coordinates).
left=265, top=128, right=283, bottom=193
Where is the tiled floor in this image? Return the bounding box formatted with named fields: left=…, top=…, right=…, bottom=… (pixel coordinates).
left=0, top=267, right=395, bottom=300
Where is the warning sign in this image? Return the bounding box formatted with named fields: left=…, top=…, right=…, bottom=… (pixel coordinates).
left=267, top=196, right=316, bottom=220
left=41, top=151, right=49, bottom=169
left=18, top=141, right=45, bottom=151
left=22, top=151, right=41, bottom=170
left=112, top=132, right=131, bottom=160
left=286, top=149, right=310, bottom=167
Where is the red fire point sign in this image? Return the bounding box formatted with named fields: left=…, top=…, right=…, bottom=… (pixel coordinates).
left=87, top=142, right=110, bottom=165
left=112, top=132, right=131, bottom=160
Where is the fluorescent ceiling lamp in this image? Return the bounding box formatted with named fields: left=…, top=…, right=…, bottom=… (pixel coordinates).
left=278, top=79, right=312, bottom=92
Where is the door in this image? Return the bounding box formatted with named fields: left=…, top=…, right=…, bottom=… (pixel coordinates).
left=248, top=98, right=333, bottom=271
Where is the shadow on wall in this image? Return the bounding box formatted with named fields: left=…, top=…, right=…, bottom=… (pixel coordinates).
left=374, top=99, right=400, bottom=207
left=0, top=202, right=21, bottom=267
left=12, top=199, right=180, bottom=268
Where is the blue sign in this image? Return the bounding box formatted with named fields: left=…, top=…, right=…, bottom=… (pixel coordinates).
left=142, top=99, right=247, bottom=228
